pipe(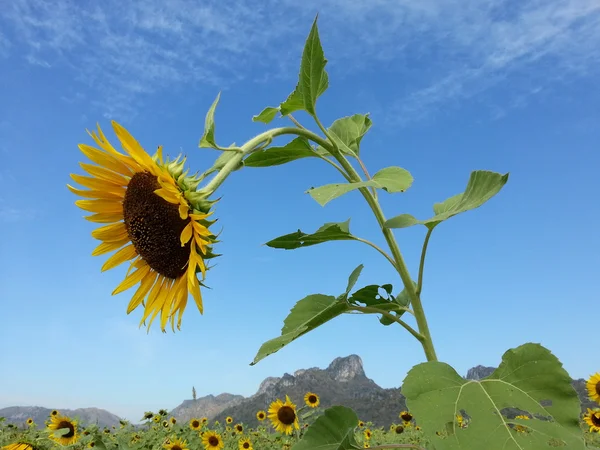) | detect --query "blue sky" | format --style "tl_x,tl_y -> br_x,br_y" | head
1,0 -> 599,423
